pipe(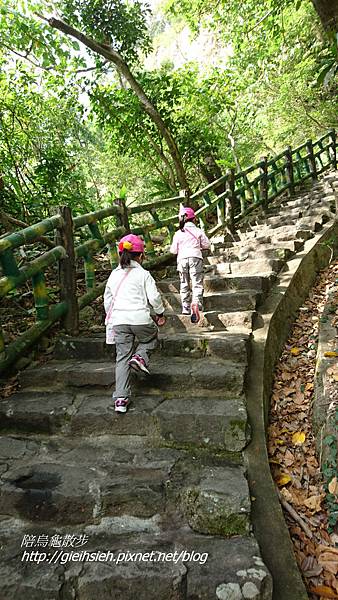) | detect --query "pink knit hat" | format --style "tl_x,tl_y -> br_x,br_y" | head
179,204 -> 195,220
118,234 -> 144,253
